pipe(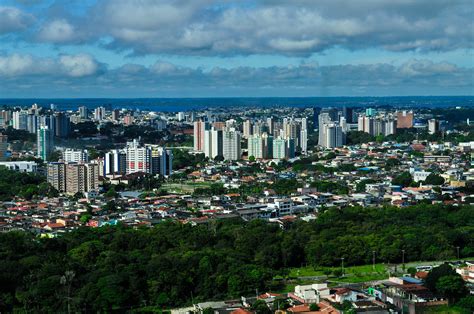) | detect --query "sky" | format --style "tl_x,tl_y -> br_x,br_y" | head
0,0 -> 473,98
